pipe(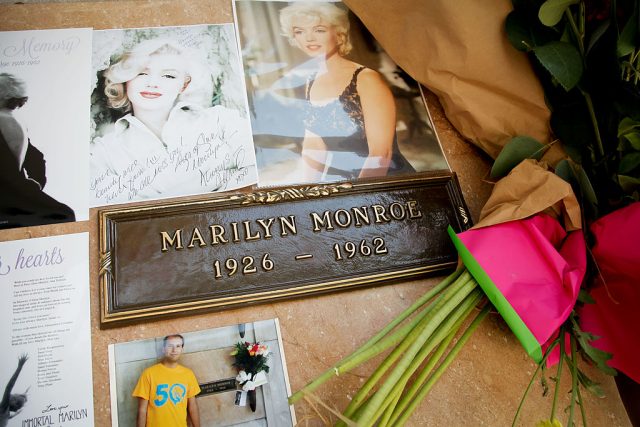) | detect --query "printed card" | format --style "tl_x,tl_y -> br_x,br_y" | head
0,233 -> 94,426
